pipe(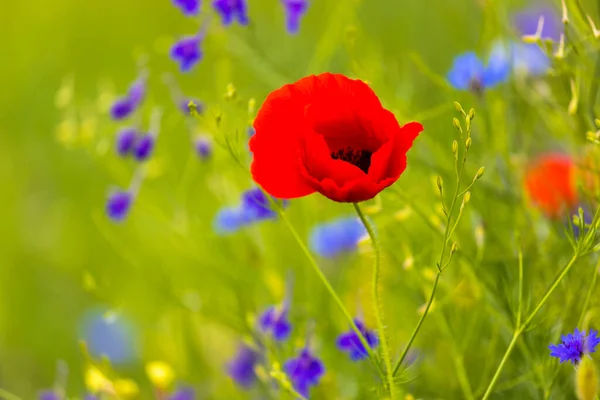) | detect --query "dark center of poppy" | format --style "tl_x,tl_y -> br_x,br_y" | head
331,147 -> 372,174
